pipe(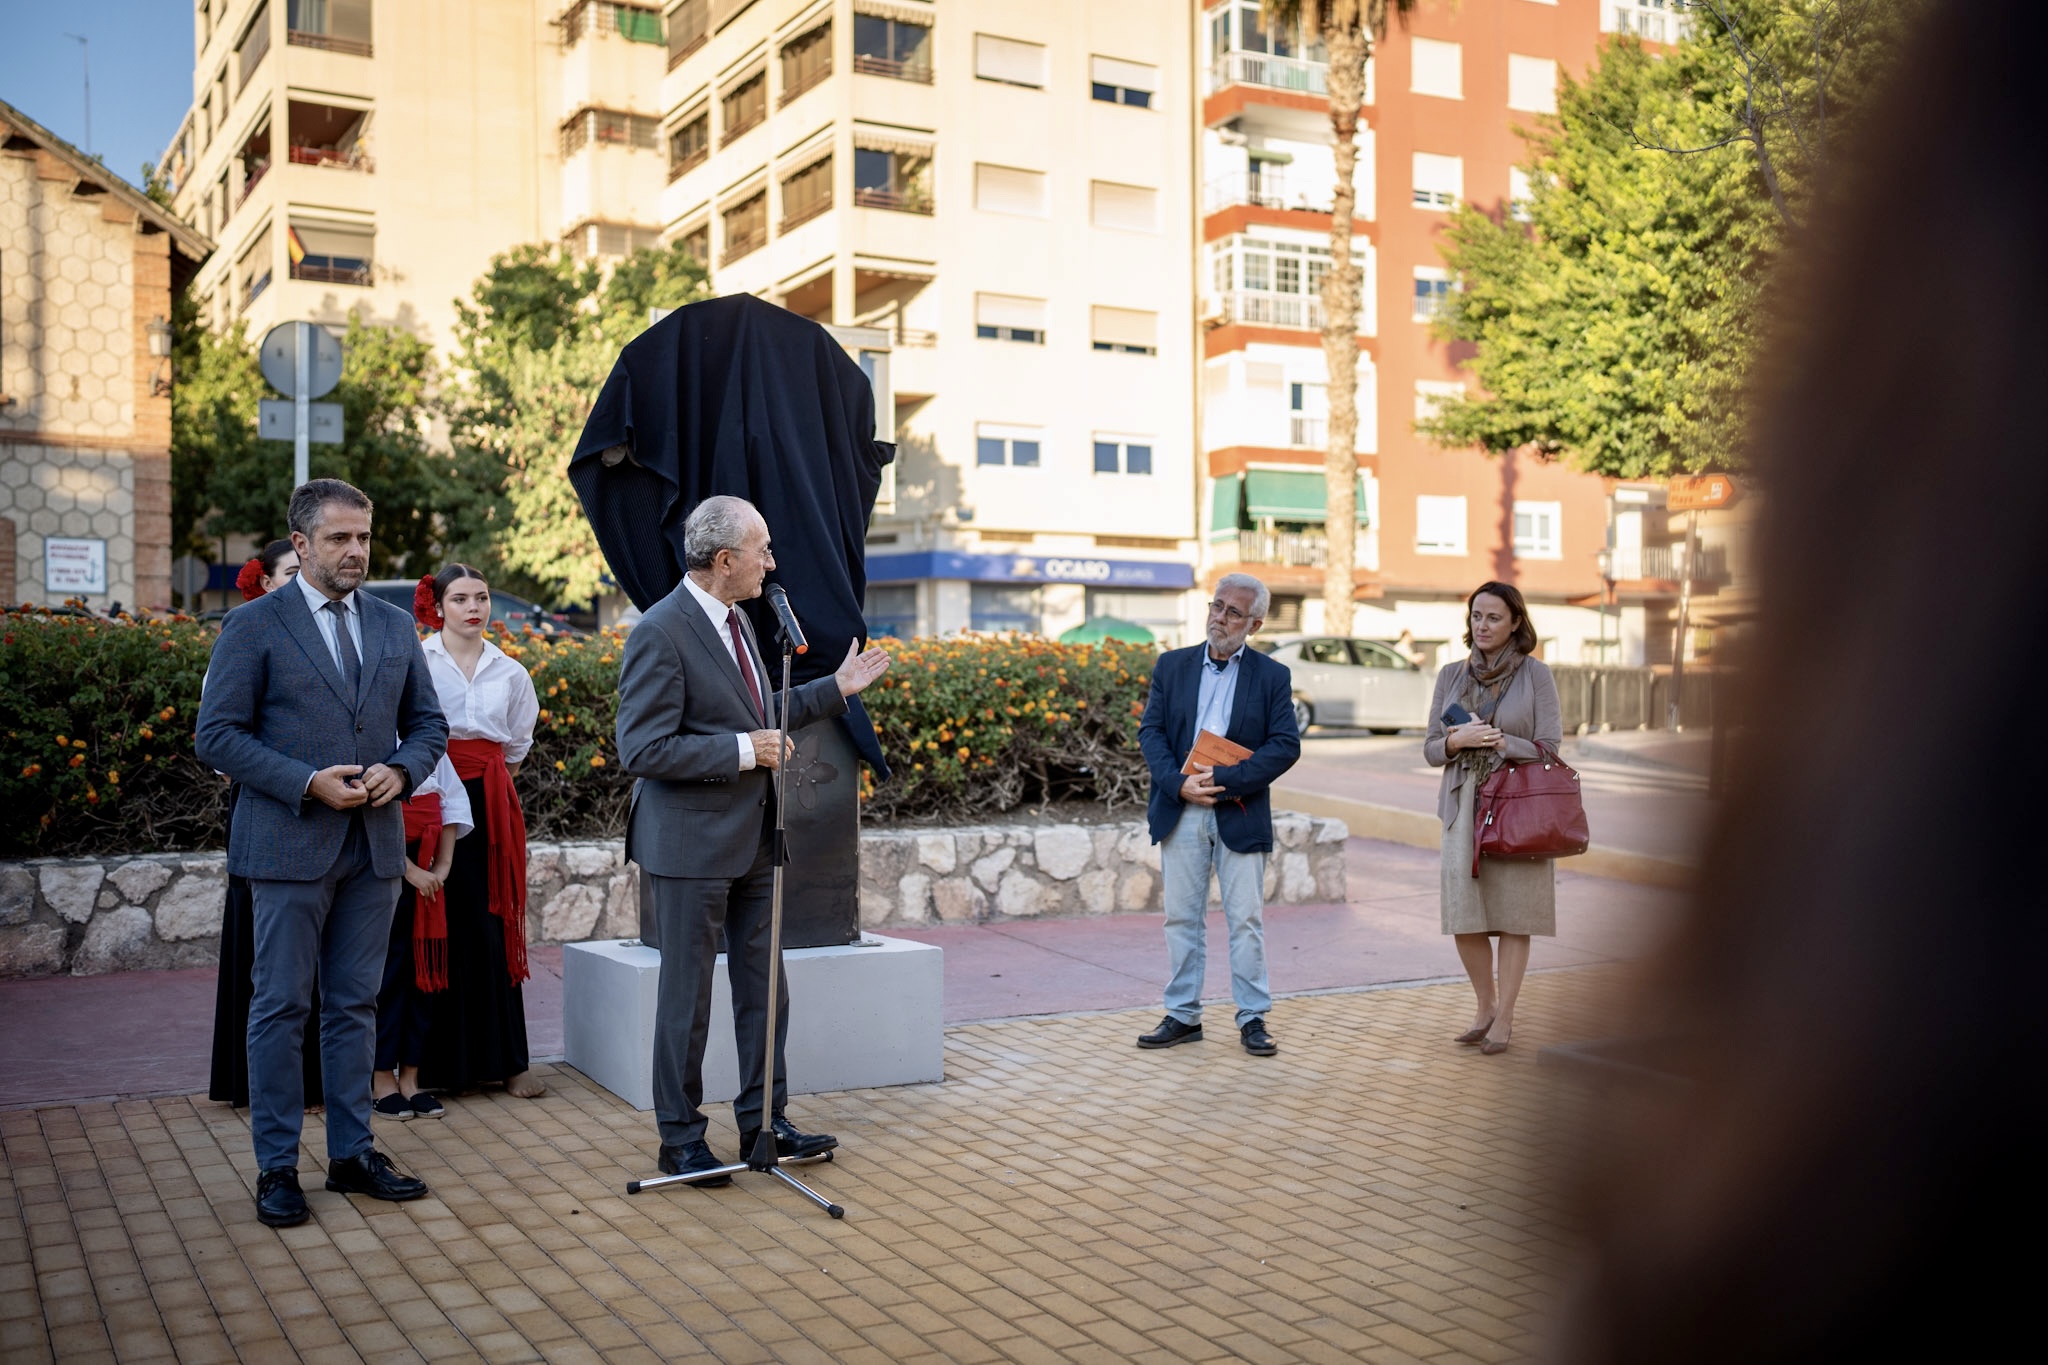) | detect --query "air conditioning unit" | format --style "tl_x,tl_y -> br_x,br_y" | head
1199,293 -> 1228,327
